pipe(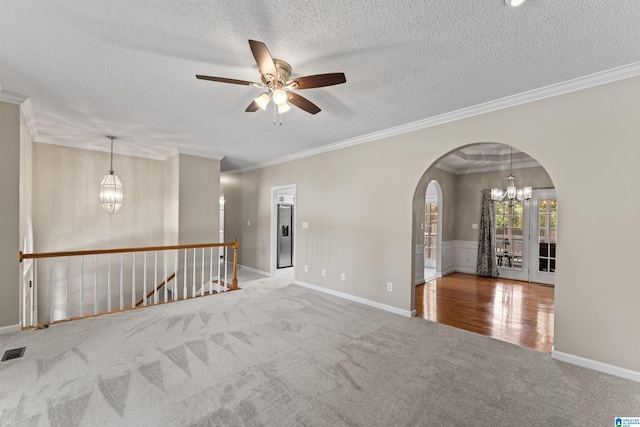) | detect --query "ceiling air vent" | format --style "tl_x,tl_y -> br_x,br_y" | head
1,347 -> 26,361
